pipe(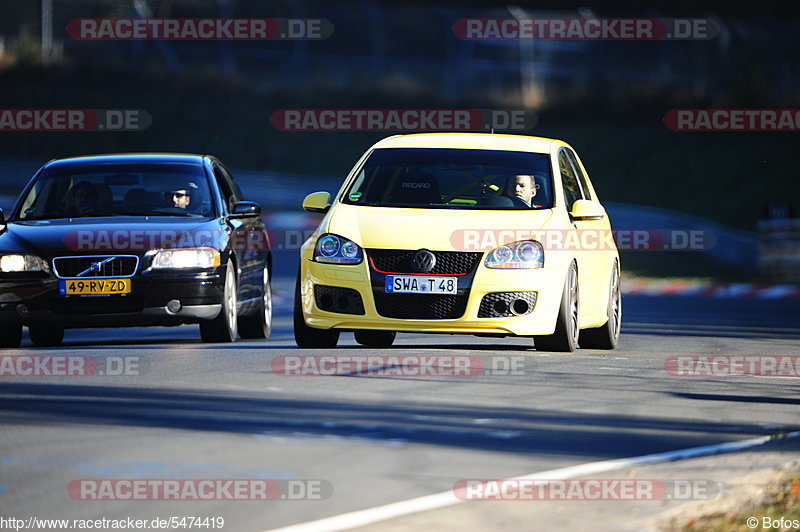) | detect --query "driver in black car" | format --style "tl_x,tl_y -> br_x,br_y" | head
169,182 -> 196,209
